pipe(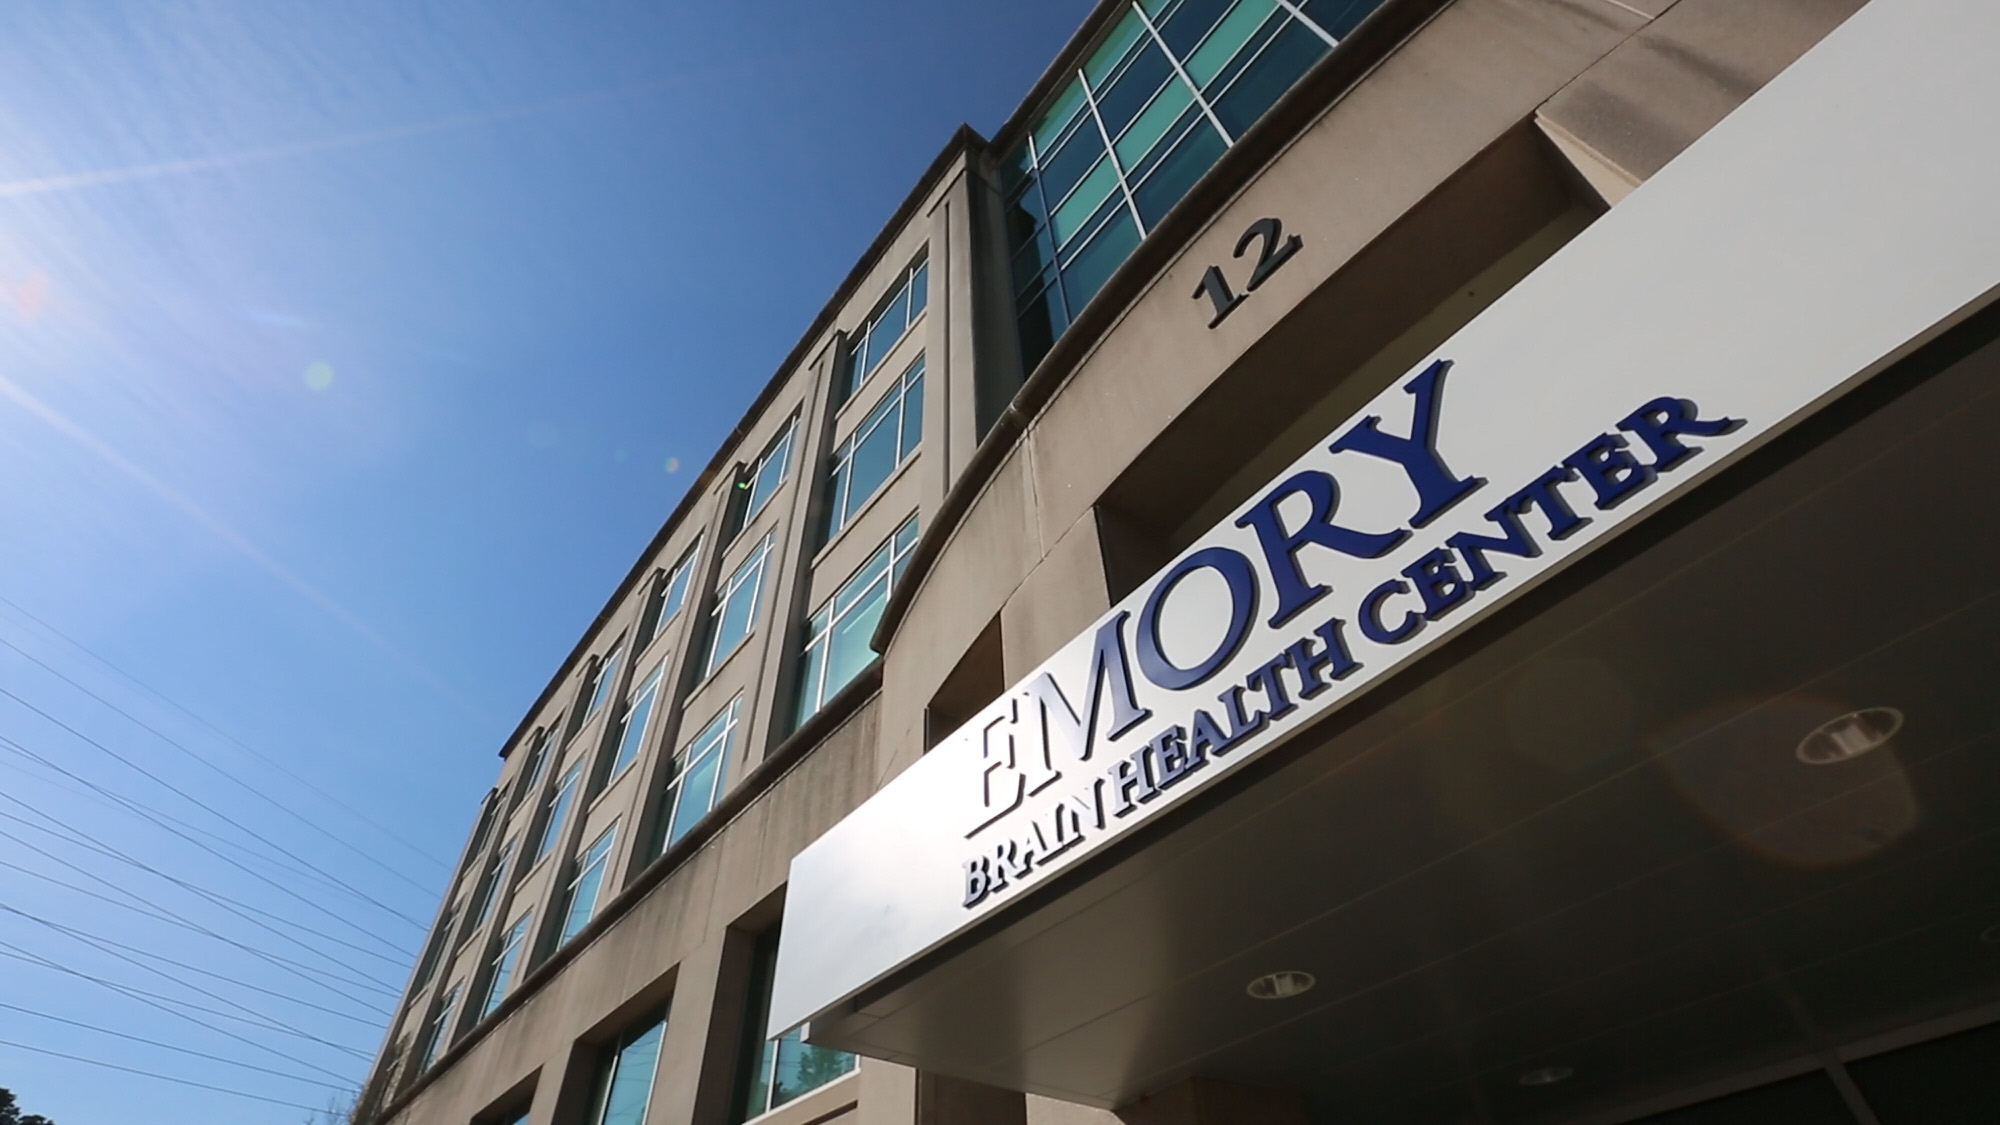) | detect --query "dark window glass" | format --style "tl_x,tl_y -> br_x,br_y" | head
1061,209 -> 1141,312
1093,41 -> 1173,140
1058,191 -> 1130,268
1036,122 -> 1107,211
1016,284 -> 1065,372
1012,229 -> 1057,296
1158,0 -> 1236,56
1302,0 -> 1386,38
587,1010 -> 666,1125
1195,5 -> 1287,95
734,928 -> 855,1121
1133,118 -> 1228,226
1125,103 -> 1207,185
1005,190 -> 1046,248
1212,17 -> 1329,136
